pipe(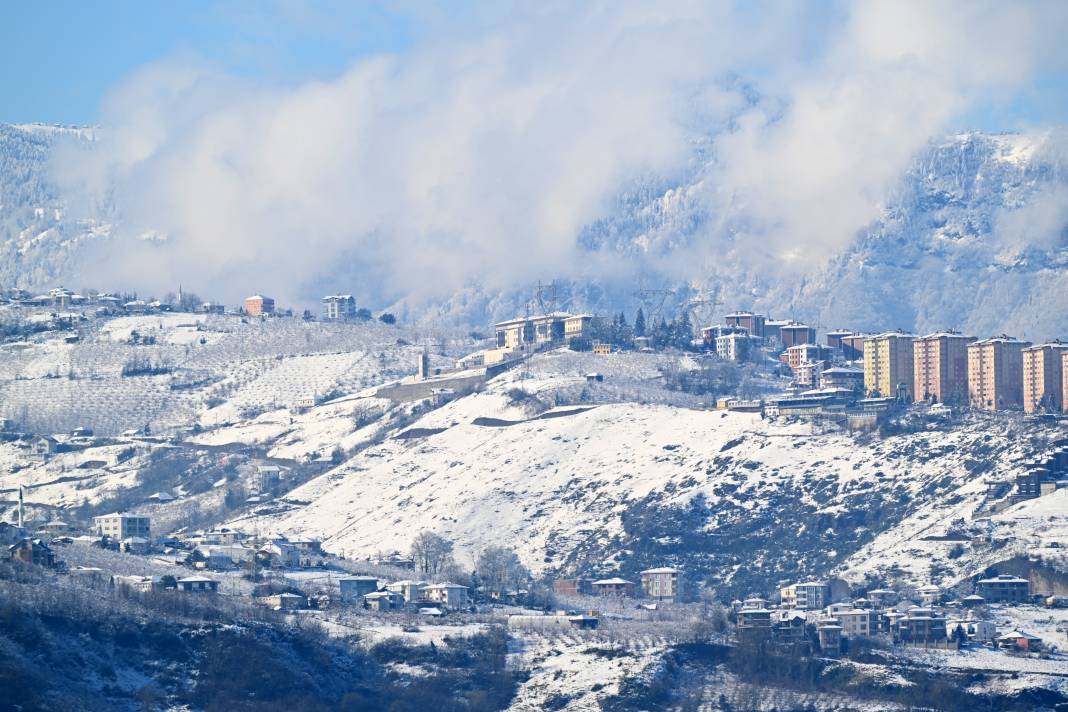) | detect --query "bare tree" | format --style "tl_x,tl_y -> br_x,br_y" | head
475,546 -> 529,597
410,531 -> 454,577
